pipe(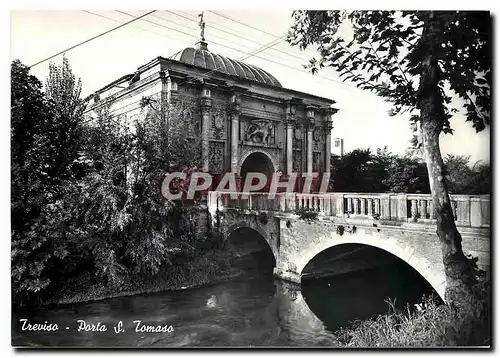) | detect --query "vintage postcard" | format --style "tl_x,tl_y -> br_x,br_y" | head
10,9 -> 491,348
